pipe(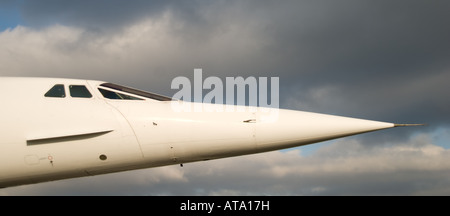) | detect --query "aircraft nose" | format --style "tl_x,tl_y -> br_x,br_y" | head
255,108 -> 394,152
